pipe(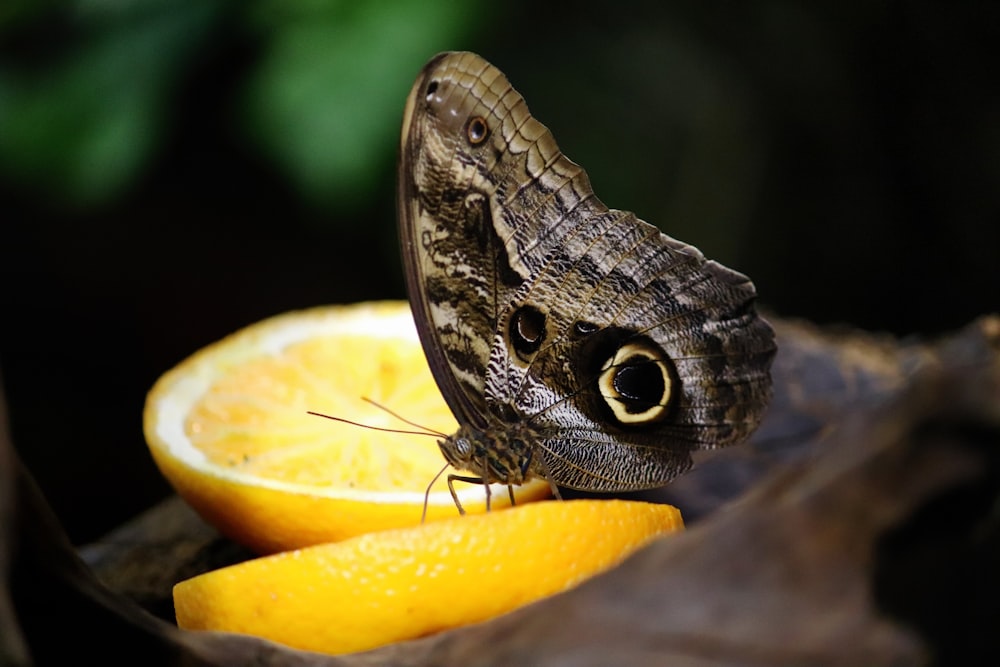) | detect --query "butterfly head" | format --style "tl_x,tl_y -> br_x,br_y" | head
437,423 -> 539,486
